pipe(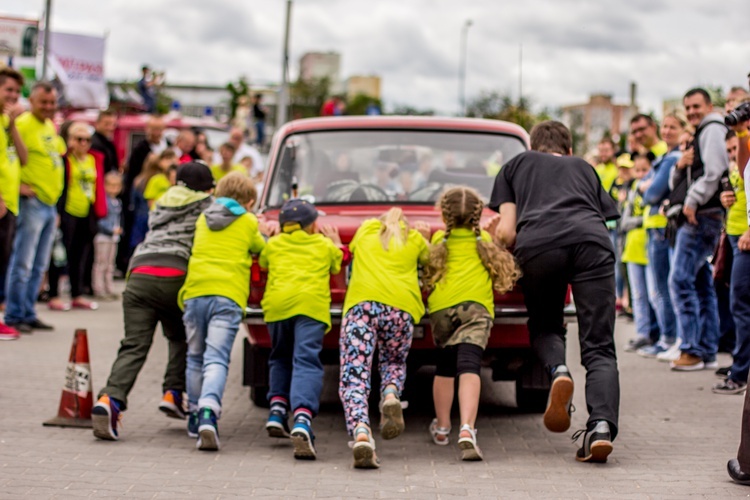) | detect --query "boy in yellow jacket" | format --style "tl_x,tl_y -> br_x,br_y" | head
178,172 -> 268,451
260,199 -> 344,460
